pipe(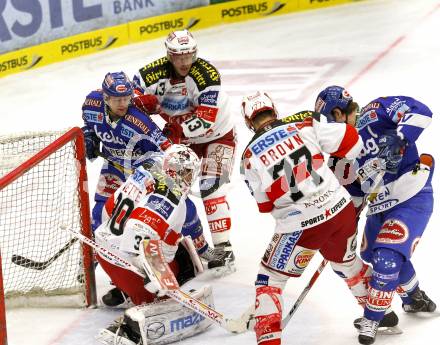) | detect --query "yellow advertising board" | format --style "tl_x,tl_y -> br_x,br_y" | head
0,0 -> 364,79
